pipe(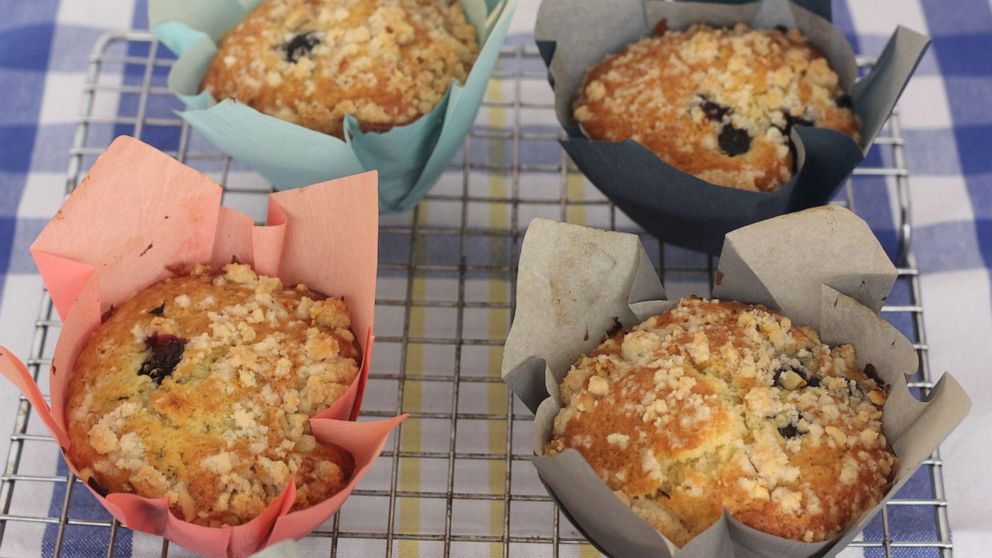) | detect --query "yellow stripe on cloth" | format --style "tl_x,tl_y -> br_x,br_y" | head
566,169 -> 586,225
399,206 -> 429,554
